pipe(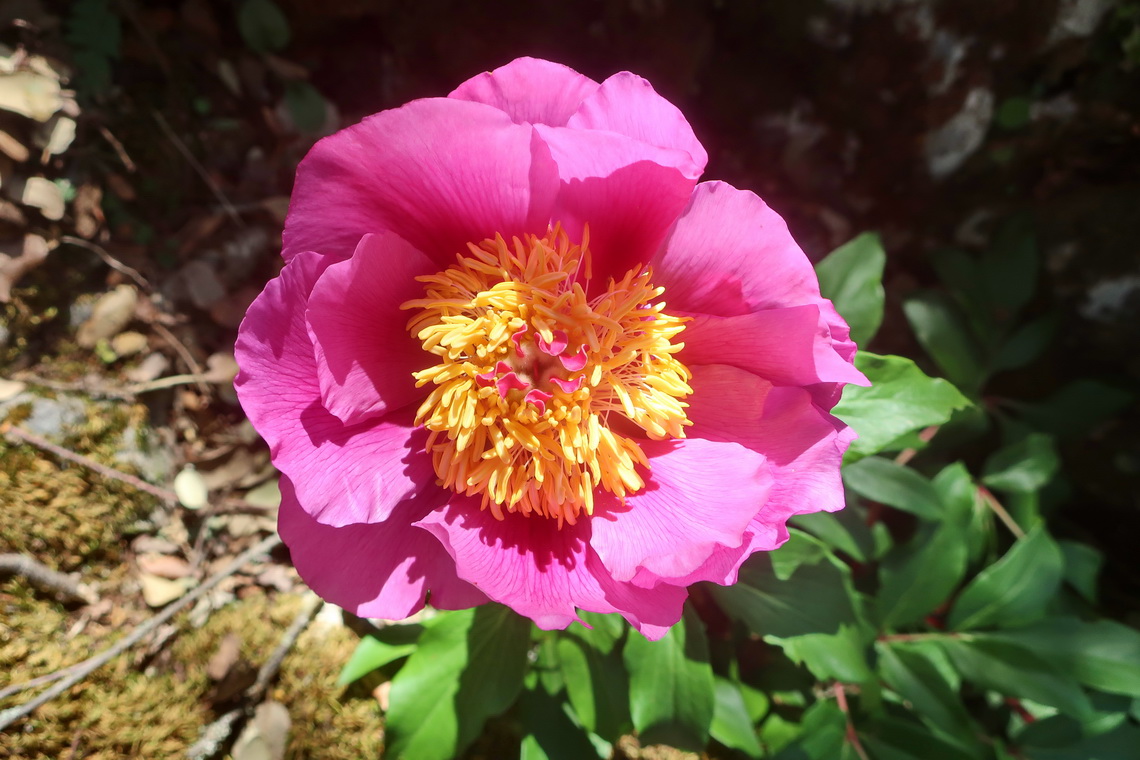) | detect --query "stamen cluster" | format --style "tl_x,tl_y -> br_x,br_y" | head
402,226 -> 692,525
